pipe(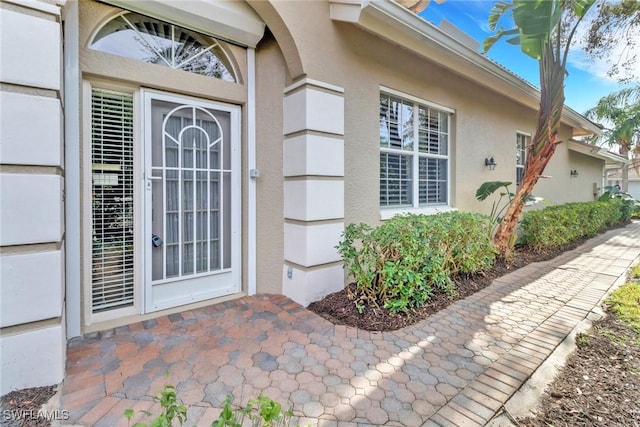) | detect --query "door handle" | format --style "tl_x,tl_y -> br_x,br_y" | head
152,234 -> 163,247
